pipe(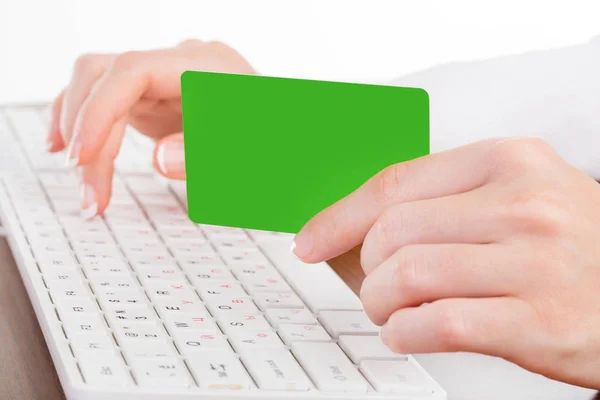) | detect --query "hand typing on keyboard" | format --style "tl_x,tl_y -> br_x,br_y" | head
292,137 -> 600,390
46,39 -> 256,218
